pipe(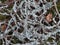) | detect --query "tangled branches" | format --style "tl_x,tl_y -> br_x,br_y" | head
0,0 -> 60,45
